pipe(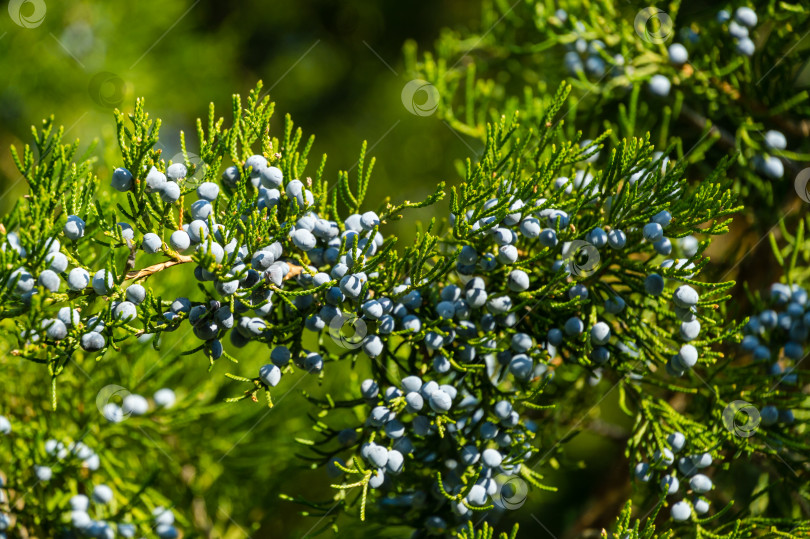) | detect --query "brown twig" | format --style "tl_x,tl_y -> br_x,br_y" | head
125,255 -> 193,281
